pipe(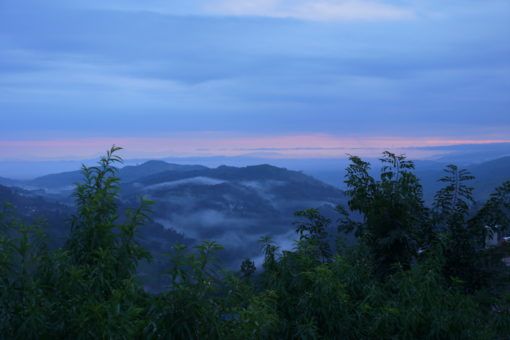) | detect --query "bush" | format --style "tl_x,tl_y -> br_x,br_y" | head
0,147 -> 509,339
